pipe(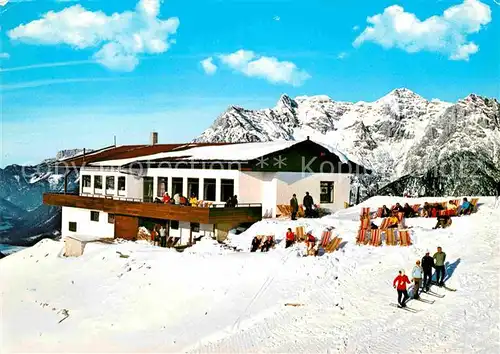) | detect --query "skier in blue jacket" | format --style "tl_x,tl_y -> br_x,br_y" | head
412,260 -> 423,299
